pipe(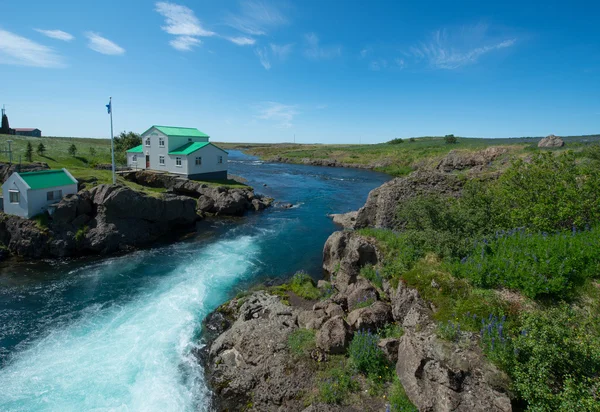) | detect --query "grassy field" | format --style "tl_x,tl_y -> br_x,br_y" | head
0,134 -> 246,193
219,134 -> 600,176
